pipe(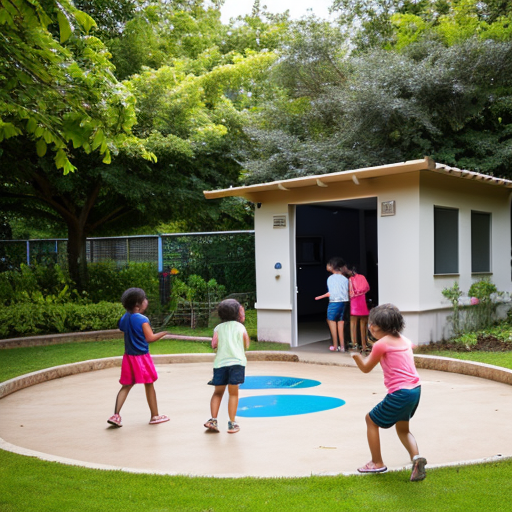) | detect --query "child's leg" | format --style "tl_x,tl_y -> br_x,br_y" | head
350,316 -> 358,348
210,385 -> 226,418
327,319 -> 339,348
395,421 -> 419,460
360,316 -> 368,350
337,320 -> 345,350
227,384 -> 239,422
144,383 -> 159,418
114,385 -> 133,414
365,413 -> 386,468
